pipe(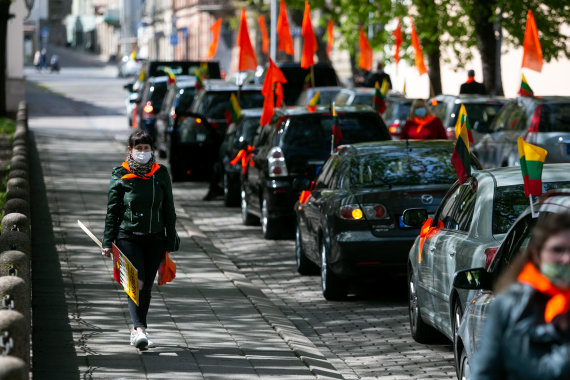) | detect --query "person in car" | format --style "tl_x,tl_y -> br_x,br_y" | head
102,129 -> 179,350
459,69 -> 487,95
400,99 -> 447,140
471,211 -> 570,380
